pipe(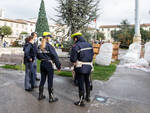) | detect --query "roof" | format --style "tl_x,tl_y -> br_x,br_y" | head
16,19 -> 36,24
141,24 -> 150,27
100,23 -> 150,28
0,18 -> 27,24
100,25 -> 120,28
